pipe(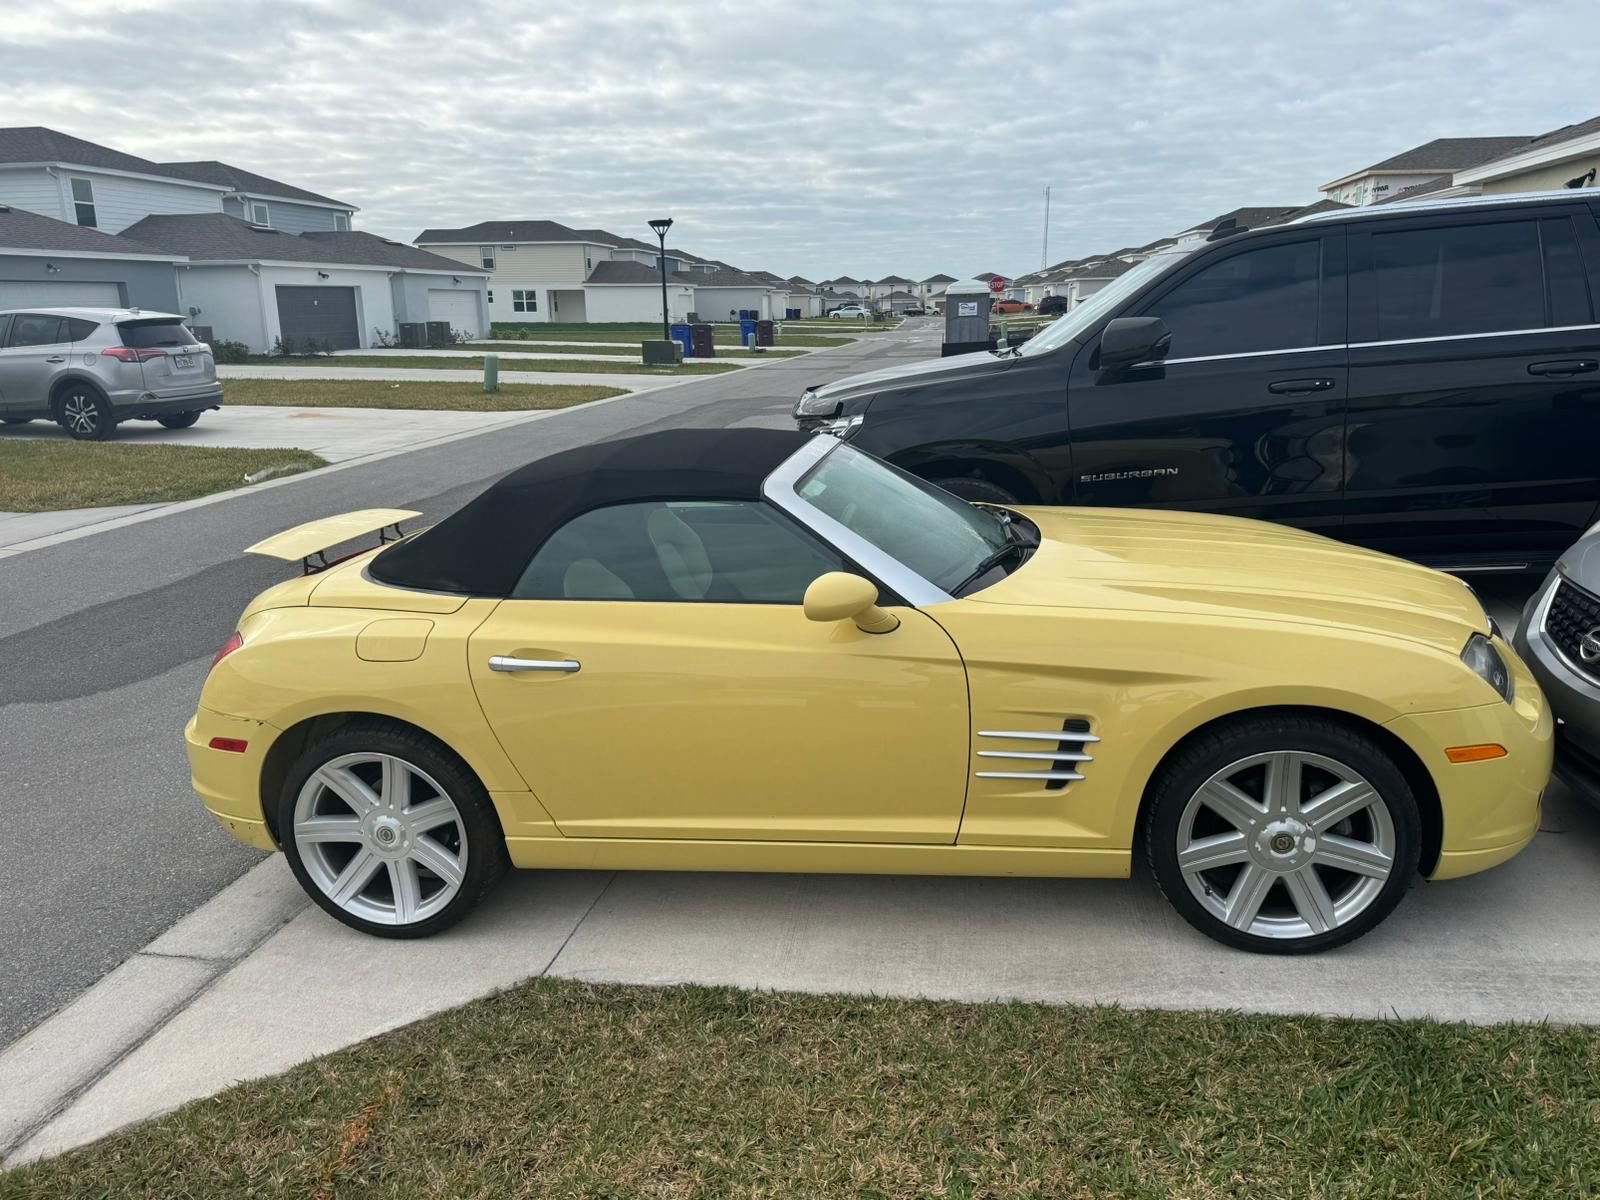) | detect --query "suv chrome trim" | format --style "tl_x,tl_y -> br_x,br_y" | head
1350,323 -> 1600,350
762,435 -> 954,609
1163,344 -> 1342,366
1291,189 -> 1595,224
